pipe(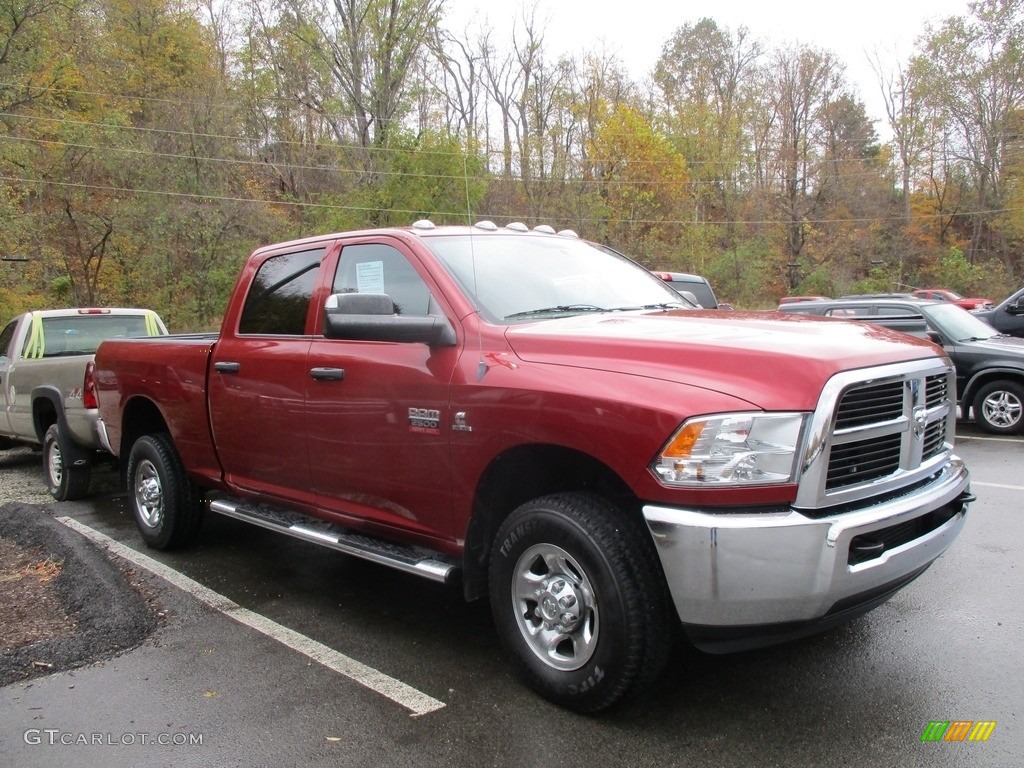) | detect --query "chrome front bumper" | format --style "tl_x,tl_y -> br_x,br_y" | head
642,457 -> 970,647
